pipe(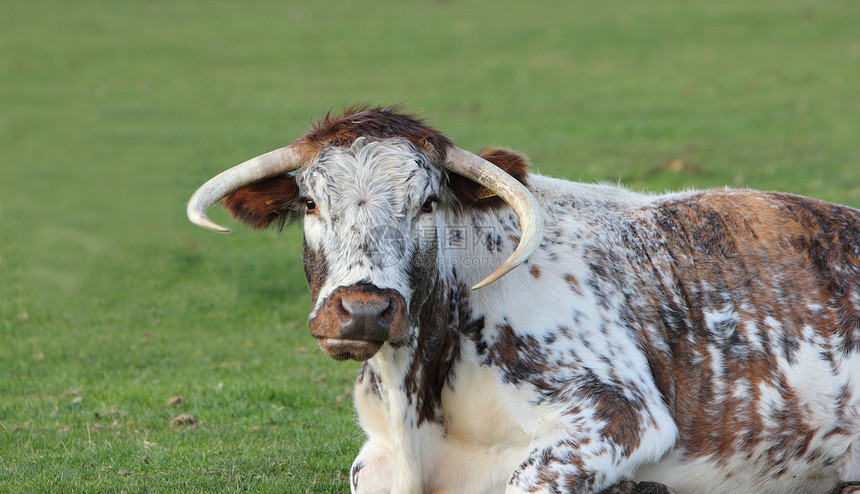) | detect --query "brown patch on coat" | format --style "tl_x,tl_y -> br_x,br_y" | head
573,370 -> 645,456
404,283 -> 467,425
222,173 -> 301,230
487,324 -> 549,385
302,241 -> 328,303
529,264 -> 541,278
620,189 -> 860,465
300,105 -> 453,161
564,274 -> 583,295
398,246 -> 463,425
449,147 -> 530,211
